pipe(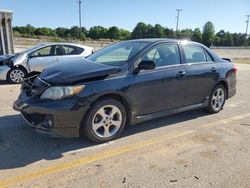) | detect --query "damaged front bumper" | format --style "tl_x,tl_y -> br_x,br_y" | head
13,90 -> 90,138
